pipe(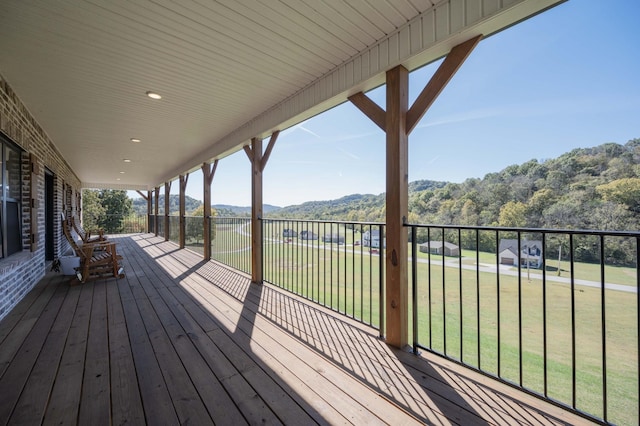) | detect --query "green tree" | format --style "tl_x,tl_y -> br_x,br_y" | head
186,205 -> 205,244
596,178 -> 640,213
99,190 -> 132,232
459,199 -> 479,226
81,189 -> 105,232
498,201 -> 527,227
